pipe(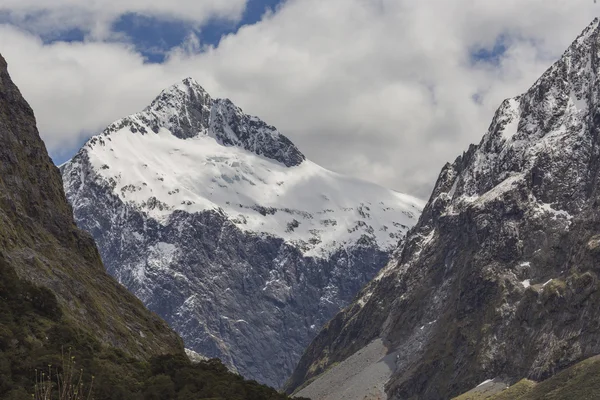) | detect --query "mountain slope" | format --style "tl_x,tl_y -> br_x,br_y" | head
453,355 -> 600,400
0,53 -> 303,400
287,18 -> 600,399
60,78 -> 423,387
0,52 -> 182,360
